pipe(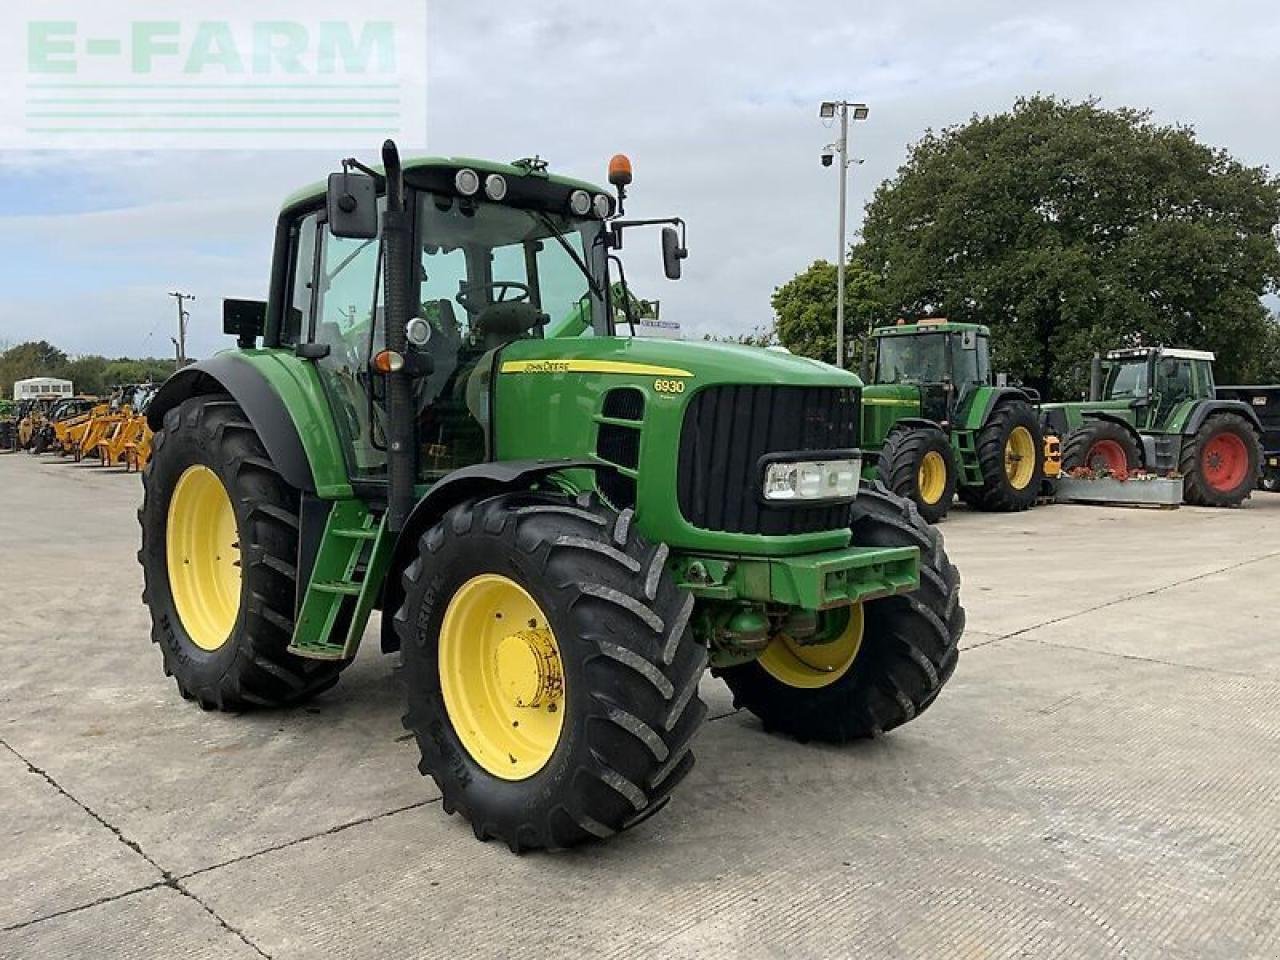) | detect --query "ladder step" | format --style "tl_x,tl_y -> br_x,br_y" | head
313,581 -> 362,596
332,527 -> 379,540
